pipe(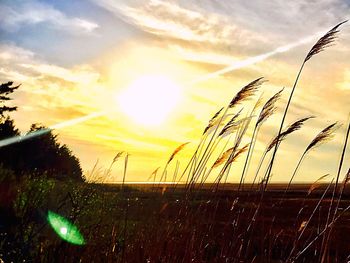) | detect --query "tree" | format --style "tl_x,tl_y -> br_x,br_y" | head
0,82 -> 19,117
13,124 -> 84,181
0,82 -> 84,181
0,117 -> 19,138
0,82 -> 21,175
